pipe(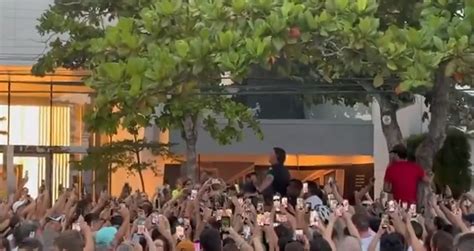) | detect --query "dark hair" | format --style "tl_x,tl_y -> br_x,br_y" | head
352,213 -> 370,232
285,241 -> 305,251
432,231 -> 454,251
454,232 -> 474,251
390,144 -> 407,159
151,228 -> 169,251
273,147 -> 286,164
200,227 -> 222,251
289,179 -> 303,191
84,213 -> 99,226
307,181 -> 325,202
411,221 -> 423,240
110,215 -> 123,227
380,232 -> 405,251
309,234 -> 332,251
54,230 -> 84,251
